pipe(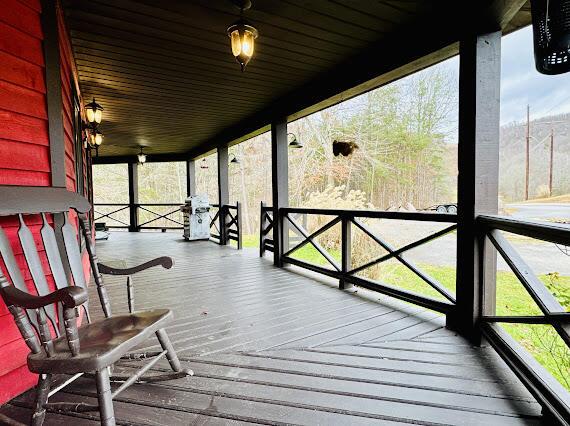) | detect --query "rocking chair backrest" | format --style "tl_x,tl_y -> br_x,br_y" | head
0,186 -> 94,356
